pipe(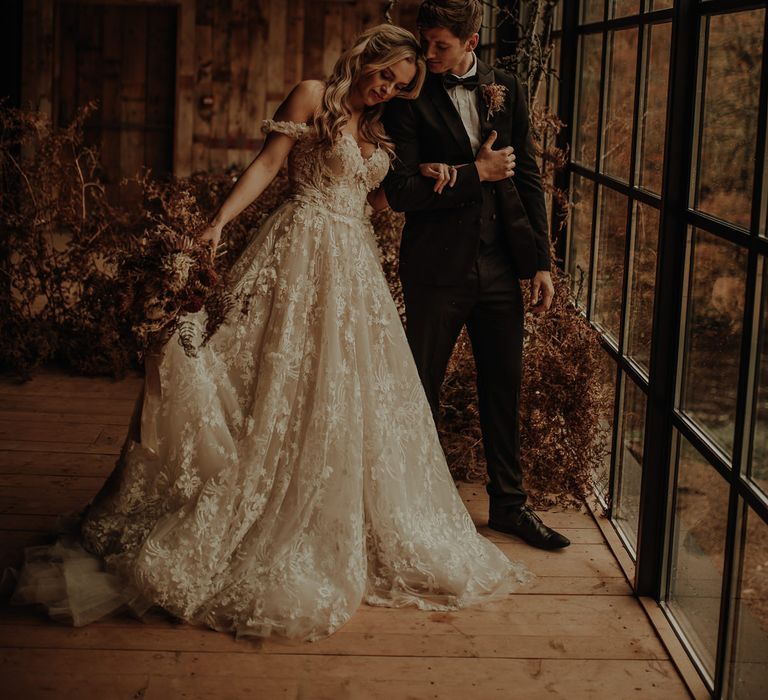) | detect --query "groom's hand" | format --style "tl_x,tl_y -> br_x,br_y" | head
475,131 -> 516,182
530,270 -> 554,314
